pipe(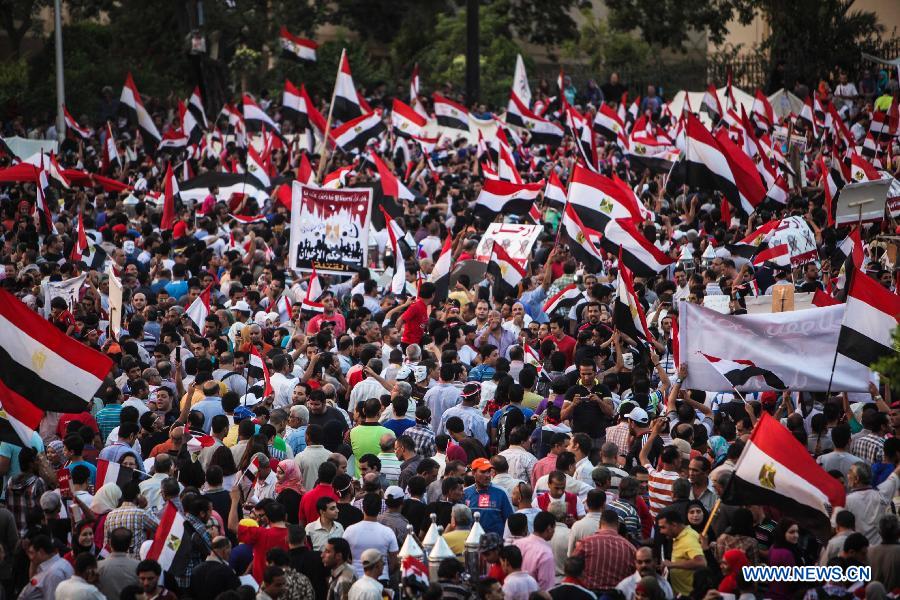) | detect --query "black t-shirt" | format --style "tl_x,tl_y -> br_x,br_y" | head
601,82 -> 627,103
565,379 -> 613,435
308,406 -> 346,430
337,502 -> 363,529
550,582 -> 597,600
625,431 -> 663,472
